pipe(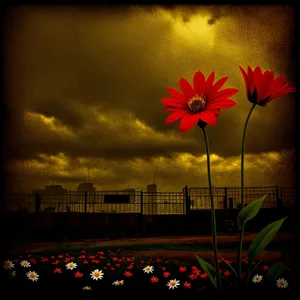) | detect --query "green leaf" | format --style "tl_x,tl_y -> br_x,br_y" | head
220,258 -> 238,279
247,217 -> 287,263
265,261 -> 291,281
195,255 -> 217,288
237,195 -> 267,228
